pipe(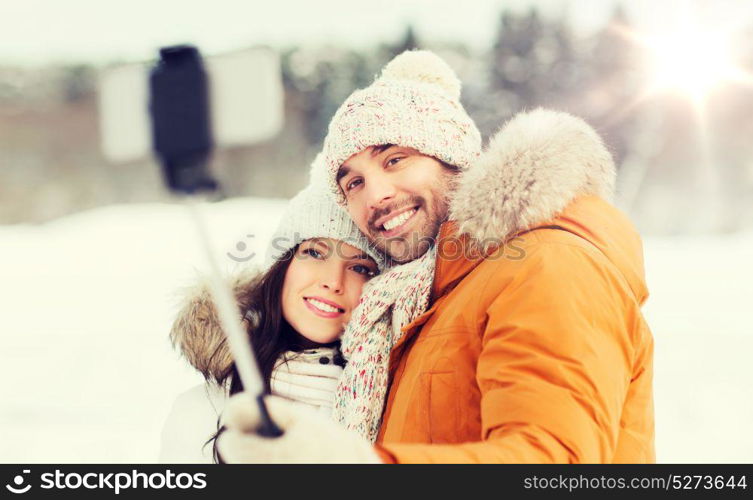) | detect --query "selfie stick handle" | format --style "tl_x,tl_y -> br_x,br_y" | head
150,44 -> 282,438
186,199 -> 284,438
